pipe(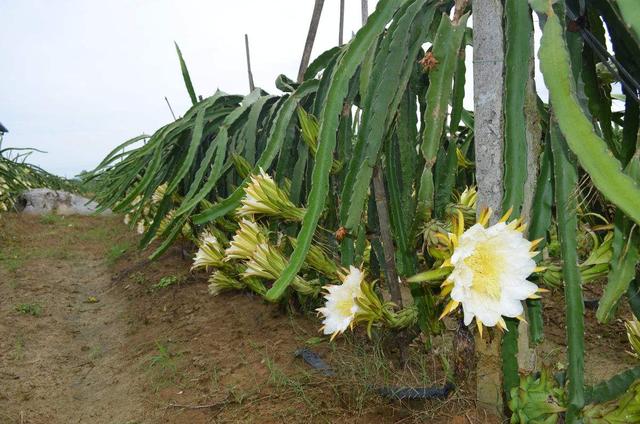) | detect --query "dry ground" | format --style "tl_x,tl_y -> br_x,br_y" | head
0,214 -> 635,423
